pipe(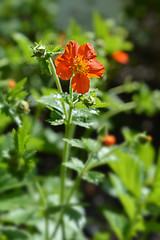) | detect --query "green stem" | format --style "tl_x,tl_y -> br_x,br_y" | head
49,154 -> 93,240
31,175 -> 49,240
60,82 -> 73,204
49,57 -> 68,120
59,80 -> 73,240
